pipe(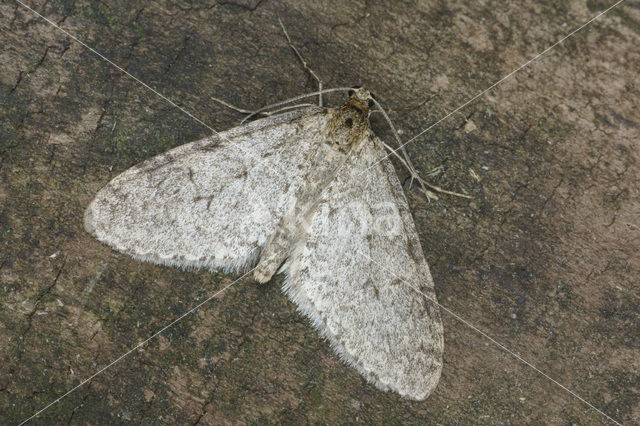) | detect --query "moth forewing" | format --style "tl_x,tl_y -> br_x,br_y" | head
86,89 -> 443,400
